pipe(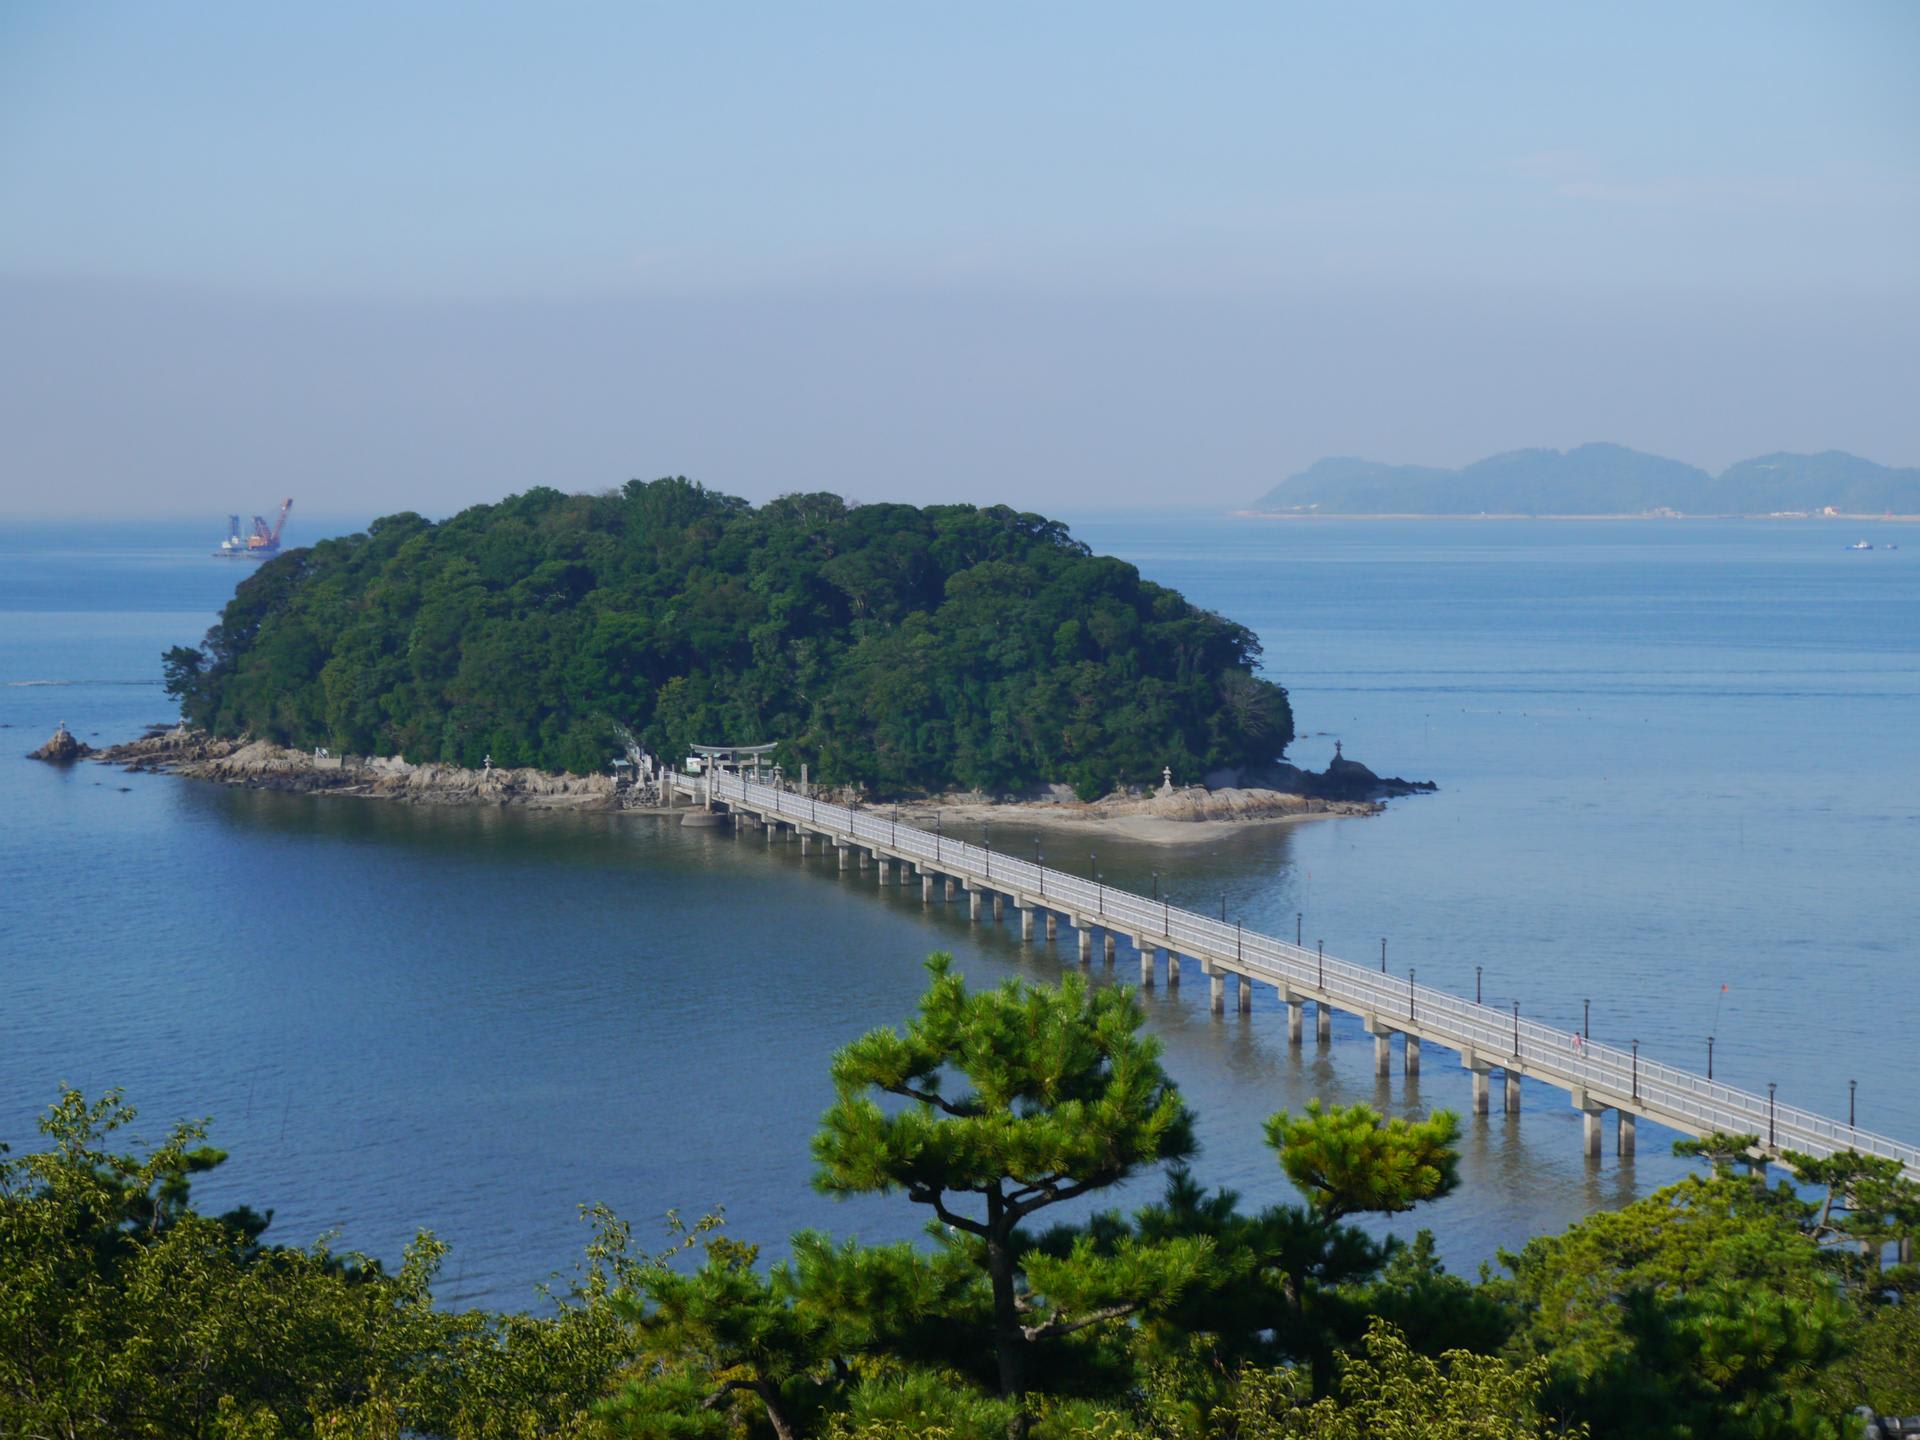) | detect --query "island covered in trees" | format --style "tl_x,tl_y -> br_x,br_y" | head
162,480 -> 1293,799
